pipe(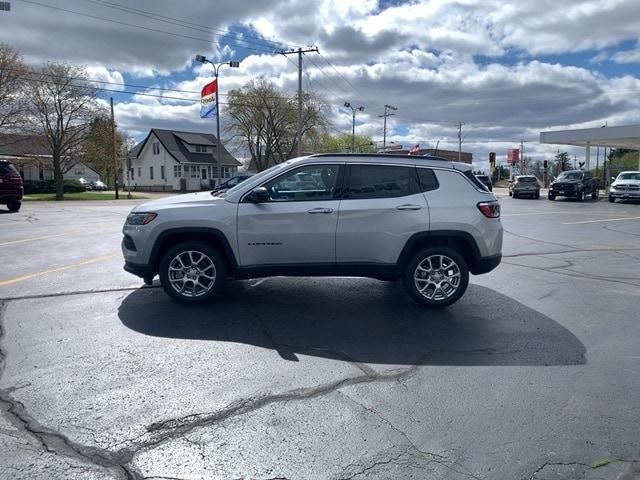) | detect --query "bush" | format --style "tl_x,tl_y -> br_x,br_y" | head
23,179 -> 87,194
